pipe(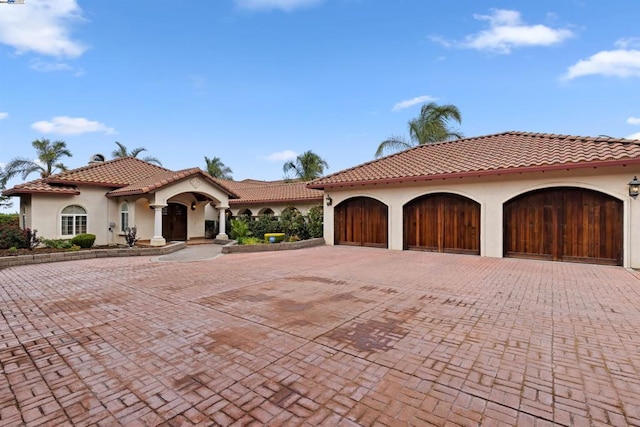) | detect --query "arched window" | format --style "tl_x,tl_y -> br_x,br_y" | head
61,205 -> 87,236
120,202 -> 129,232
